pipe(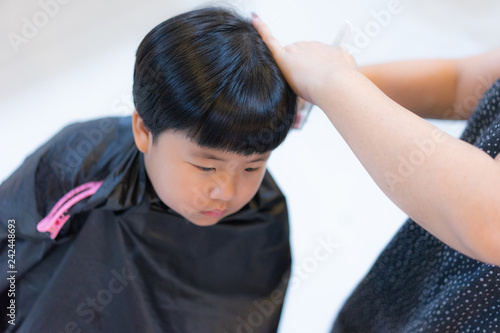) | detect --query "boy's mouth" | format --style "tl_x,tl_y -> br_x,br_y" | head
200,209 -> 227,218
